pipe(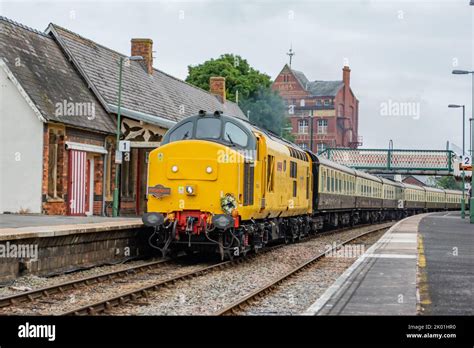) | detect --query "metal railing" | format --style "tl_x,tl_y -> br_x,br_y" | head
318,148 -> 454,175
